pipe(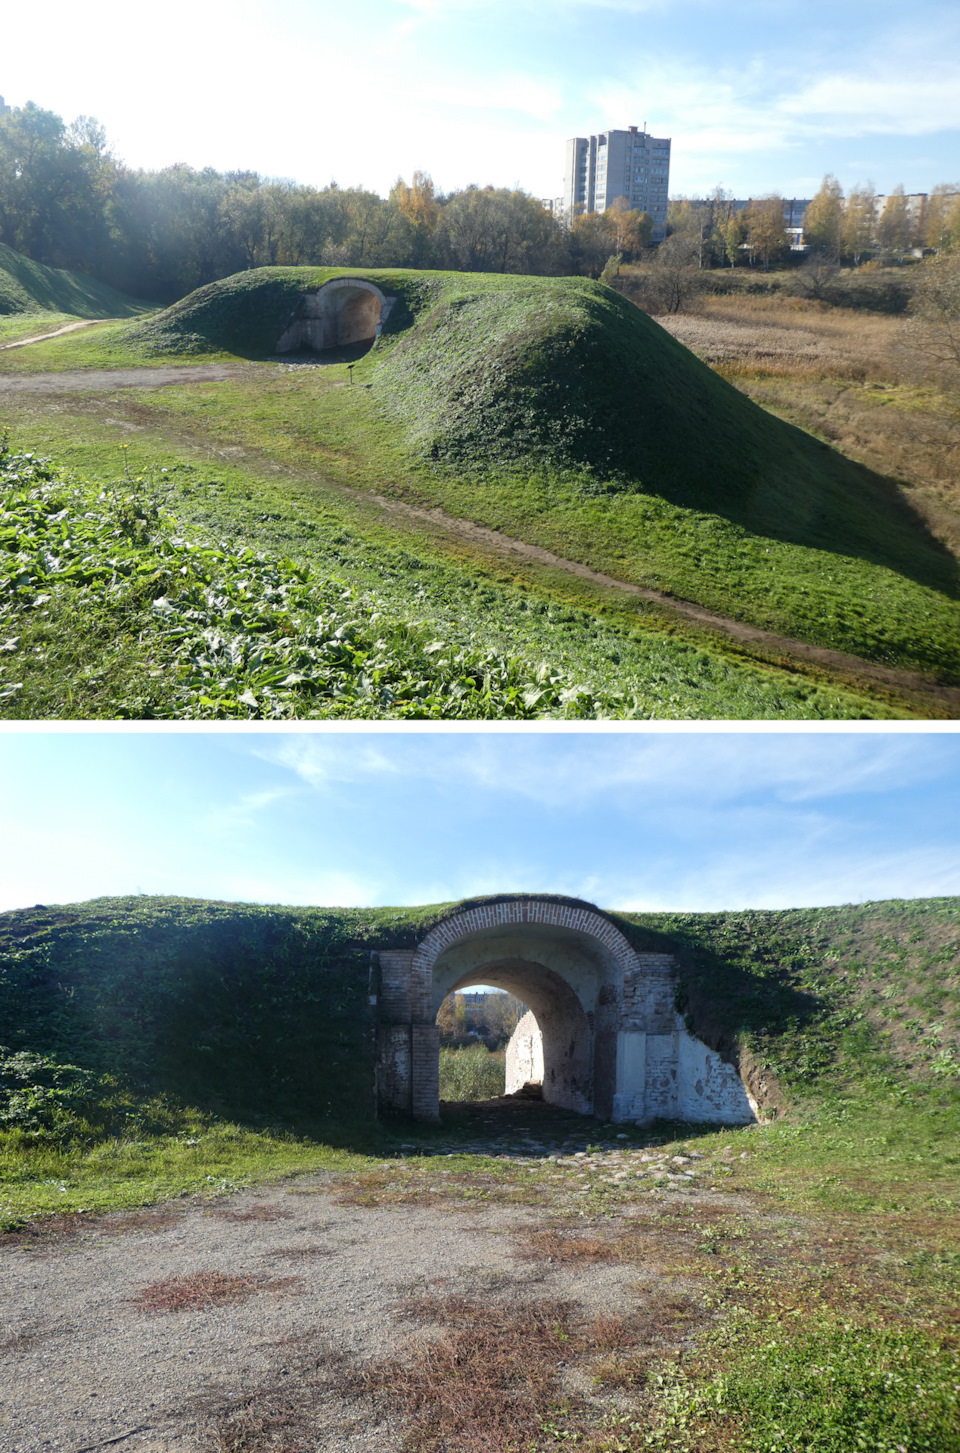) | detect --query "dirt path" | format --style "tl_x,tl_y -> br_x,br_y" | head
0,363 -> 249,389
2,361 -> 957,712
0,1117 -> 726,1453
0,320 -> 122,352
364,494 -> 960,710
